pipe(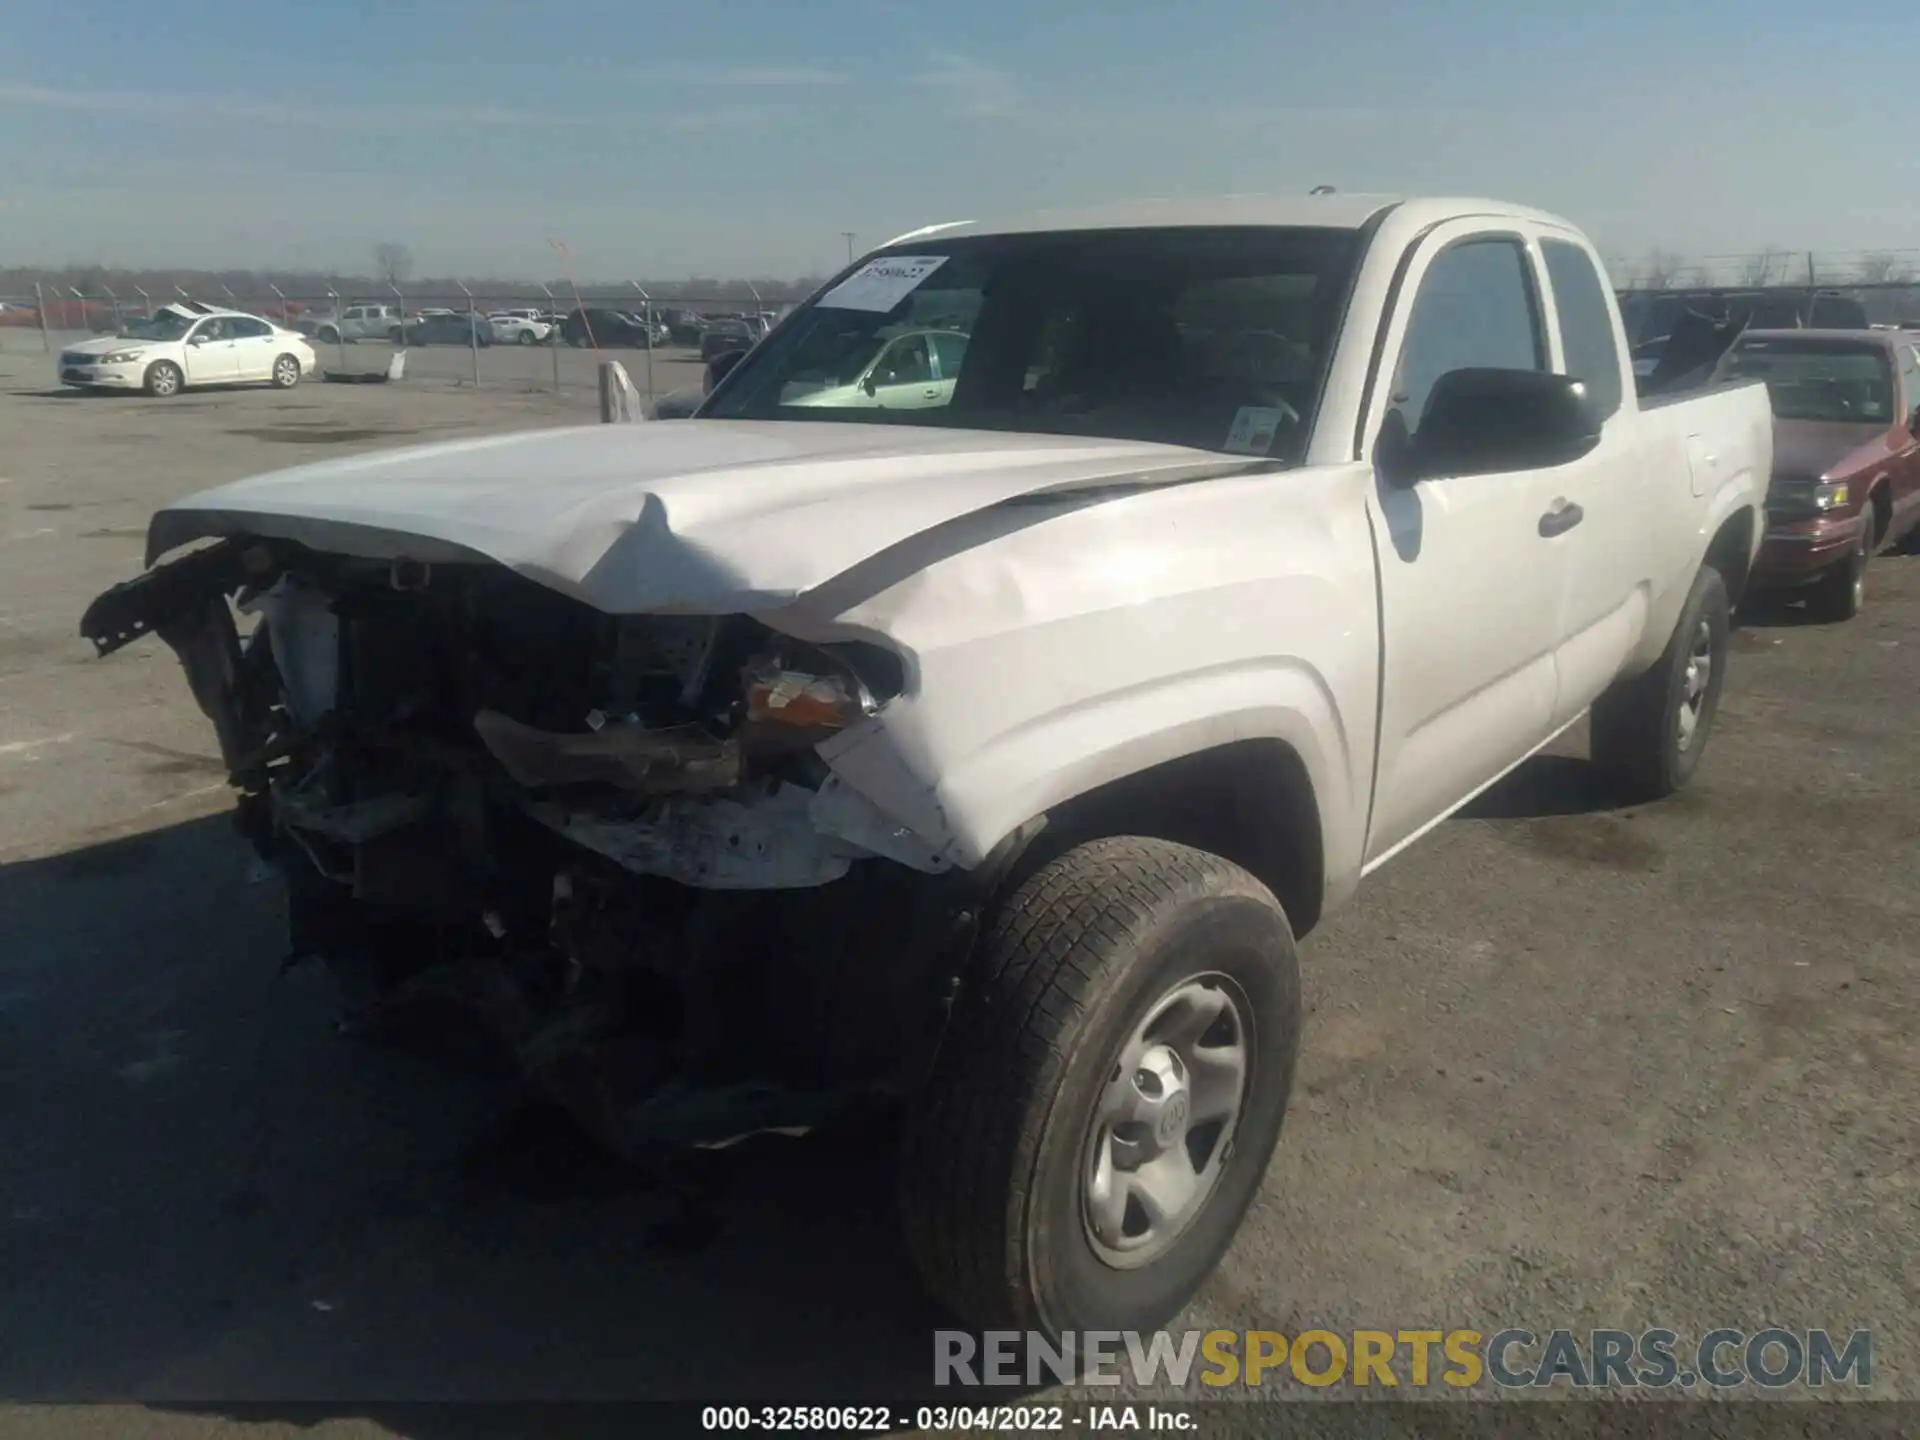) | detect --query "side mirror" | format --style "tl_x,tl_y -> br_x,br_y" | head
860,373 -> 879,396
1383,368 -> 1601,486
1907,404 -> 1920,437
704,348 -> 747,393
187,333 -> 208,345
